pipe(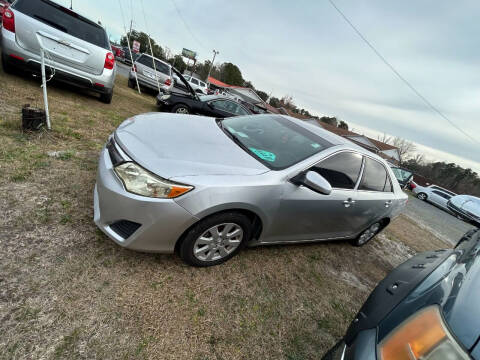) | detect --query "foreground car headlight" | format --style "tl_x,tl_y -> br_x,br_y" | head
114,162 -> 193,198
379,306 -> 469,360
160,94 -> 171,100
